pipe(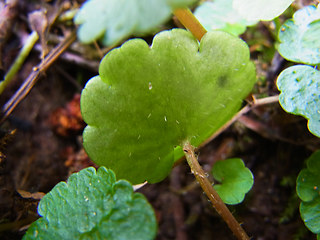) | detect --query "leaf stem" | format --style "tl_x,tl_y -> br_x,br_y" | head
183,142 -> 250,240
0,31 -> 39,95
173,8 -> 207,41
